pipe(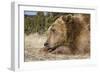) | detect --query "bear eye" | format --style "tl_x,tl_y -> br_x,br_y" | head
51,29 -> 56,32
